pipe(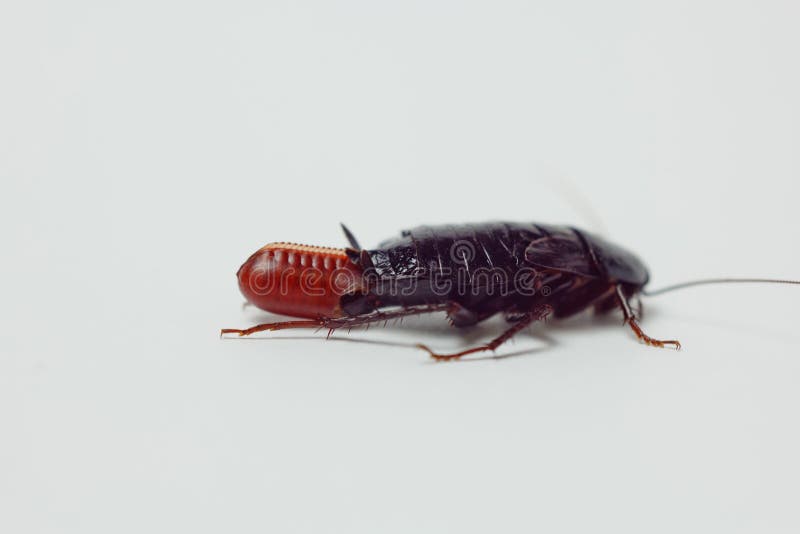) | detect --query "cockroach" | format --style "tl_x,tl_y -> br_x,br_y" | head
221,222 -> 799,360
